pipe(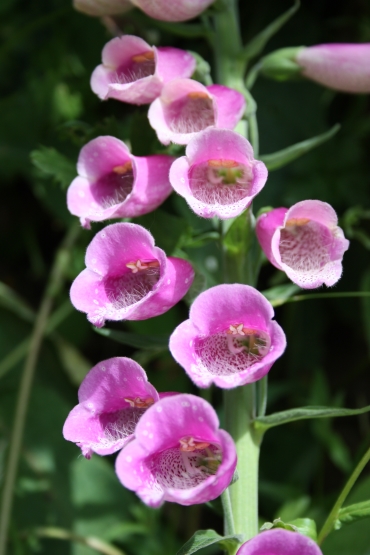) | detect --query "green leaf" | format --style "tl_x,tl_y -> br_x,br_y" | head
334,500 -> 370,530
0,281 -> 35,323
342,206 -> 370,250
30,146 -> 76,189
262,284 -> 300,307
260,124 -> 340,171
254,405 -> 370,432
260,517 -> 317,541
94,327 -> 169,351
135,210 -> 187,255
176,530 -> 244,555
243,1 -> 301,60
